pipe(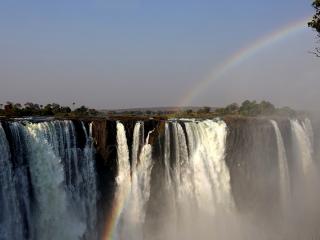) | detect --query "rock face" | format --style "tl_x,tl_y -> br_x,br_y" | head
0,116 -> 318,240
225,117 -> 280,216
91,116 -> 320,224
